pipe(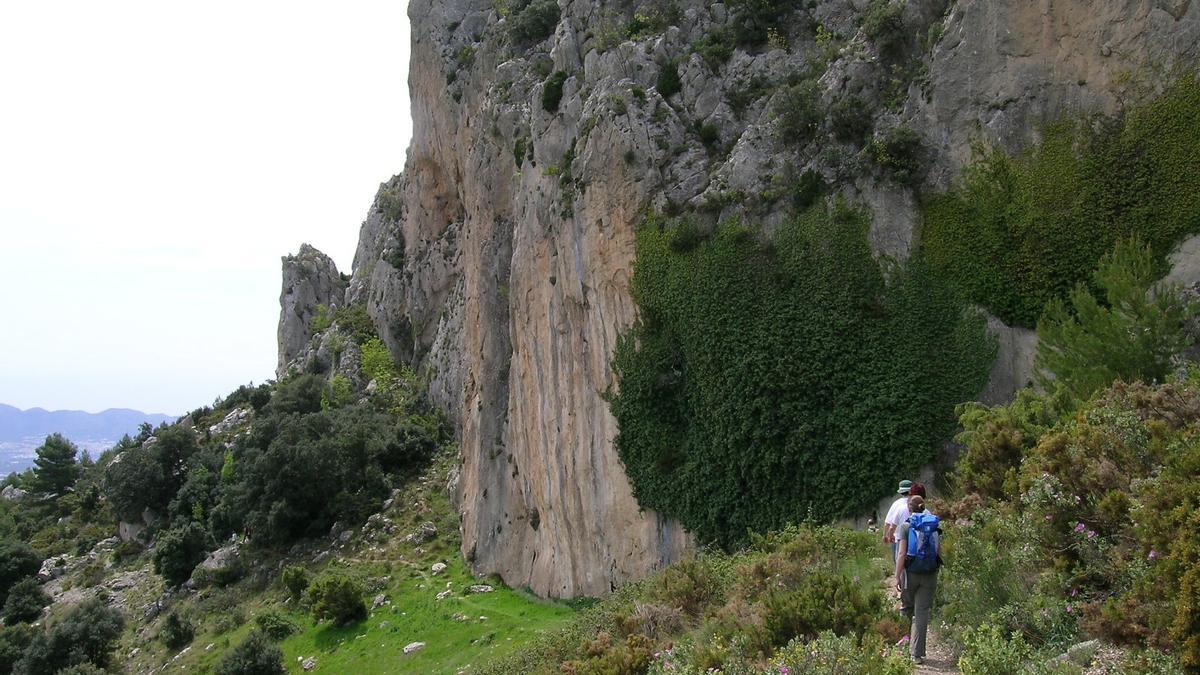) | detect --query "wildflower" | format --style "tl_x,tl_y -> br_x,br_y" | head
1148,550 -> 1158,561
1071,588 -> 1078,597
779,667 -> 790,675
896,635 -> 910,646
1074,522 -> 1087,533
1045,514 -> 1054,521
1066,604 -> 1073,614
1087,530 -> 1097,539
